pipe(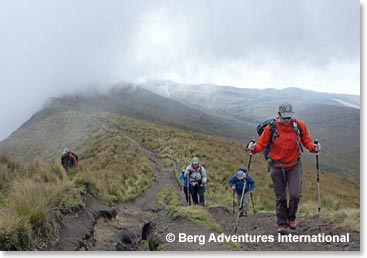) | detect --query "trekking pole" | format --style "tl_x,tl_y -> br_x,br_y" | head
186,174 -> 191,206
314,139 -> 321,232
232,188 -> 235,220
247,139 -> 256,214
234,178 -> 247,234
246,139 -> 255,170
181,184 -> 185,205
